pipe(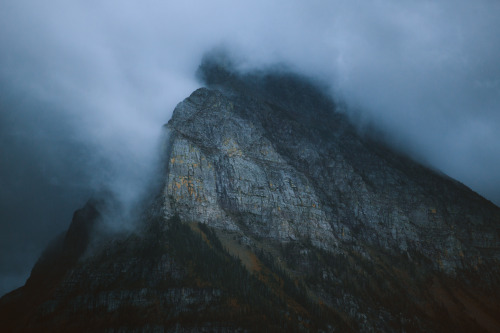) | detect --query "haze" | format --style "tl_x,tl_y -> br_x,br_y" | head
1,0 -> 499,296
